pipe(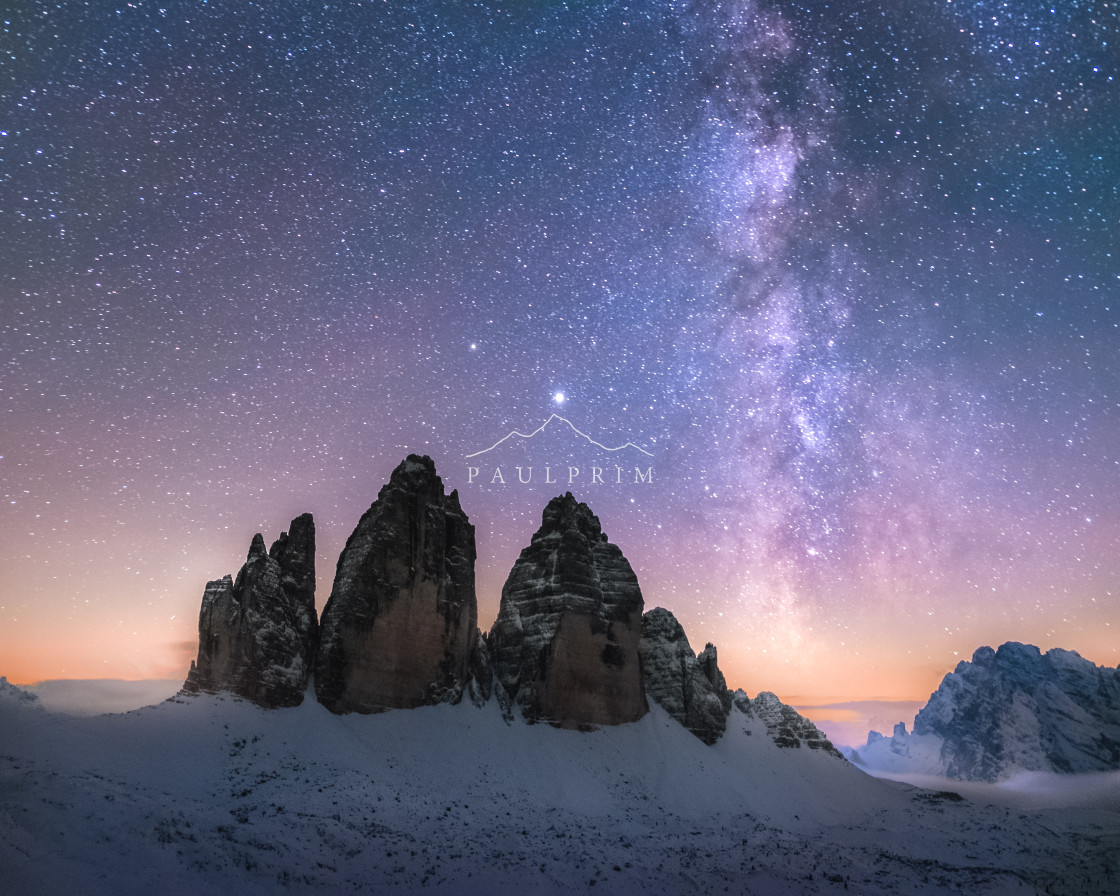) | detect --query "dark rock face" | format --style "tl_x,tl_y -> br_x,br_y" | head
489,493 -> 647,728
314,455 -> 478,714
698,643 -> 733,714
734,690 -> 843,757
913,642 -> 1120,781
465,630 -> 516,719
639,608 -> 729,744
184,513 -> 317,708
267,516 -> 318,664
